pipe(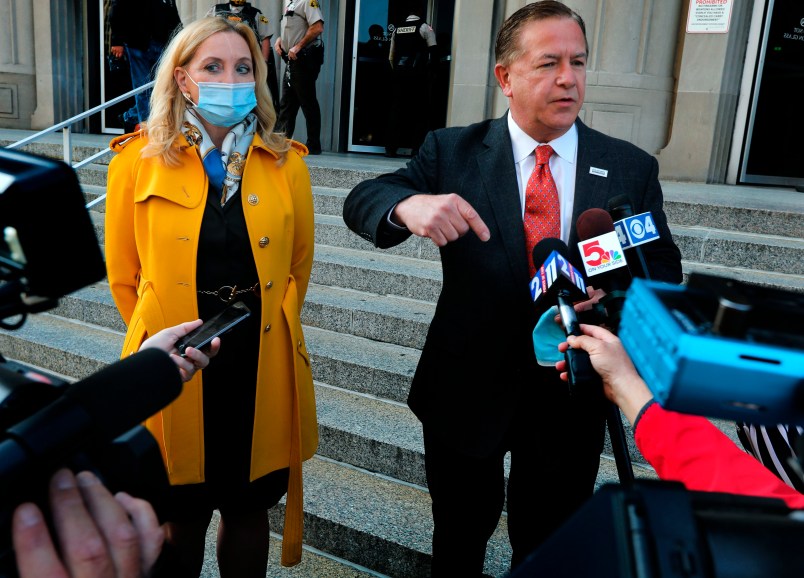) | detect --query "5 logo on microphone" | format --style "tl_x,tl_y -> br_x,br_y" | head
530,250 -> 587,302
613,212 -> 659,249
579,231 -> 627,277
